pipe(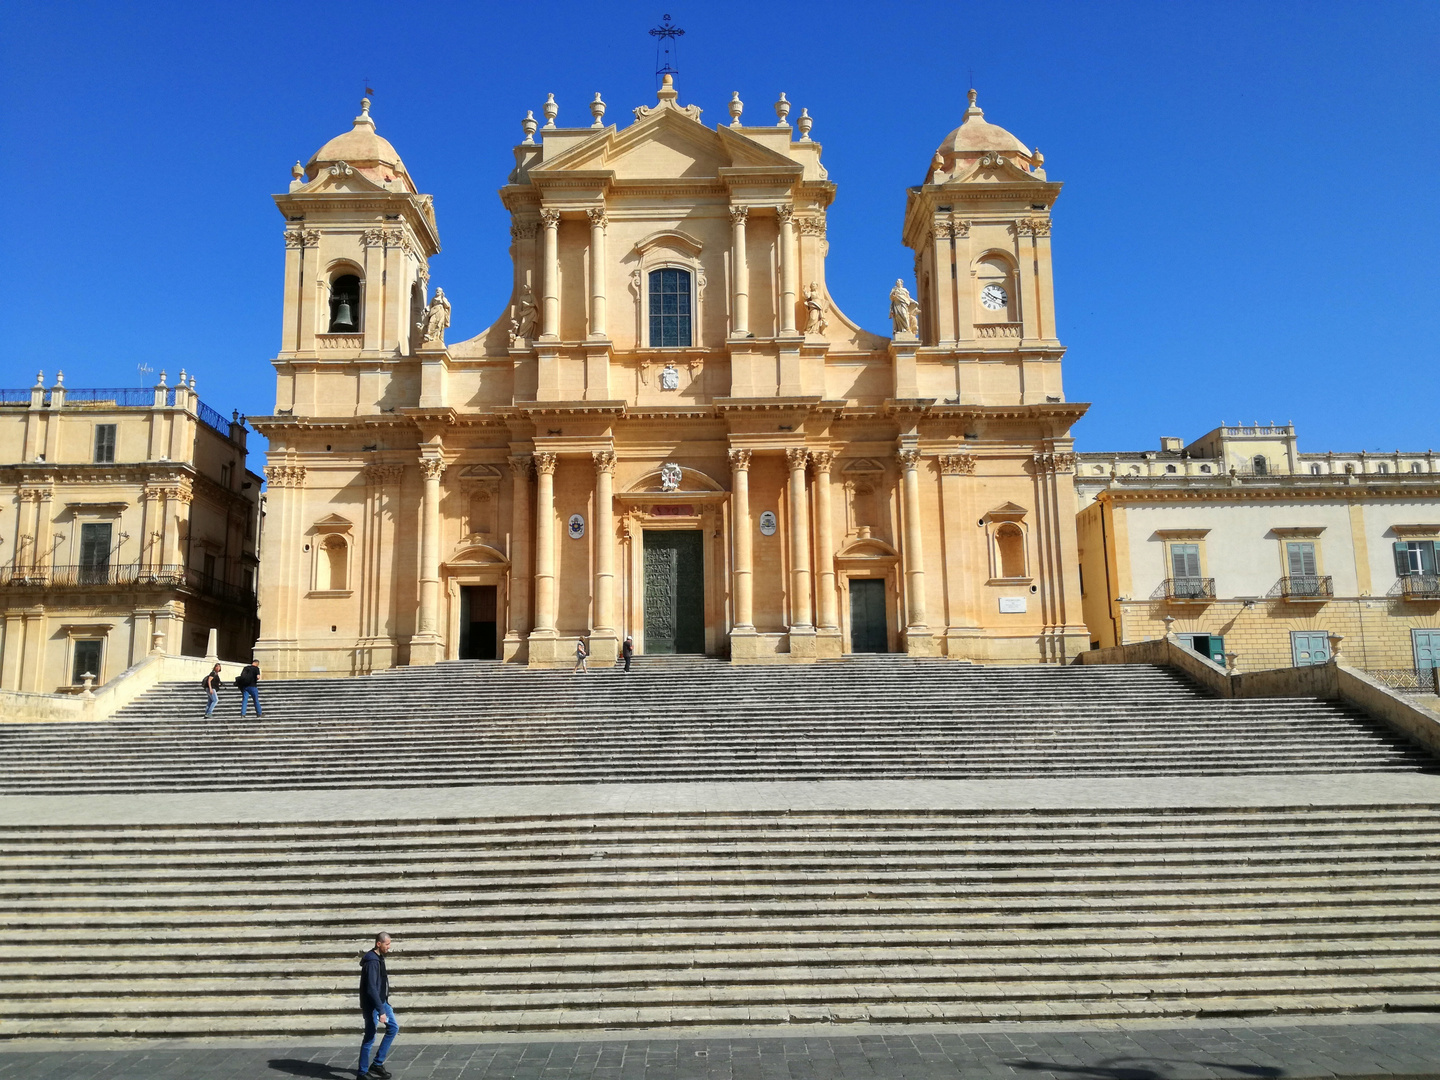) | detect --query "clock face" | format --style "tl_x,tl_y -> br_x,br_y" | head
980,283 -> 1008,311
